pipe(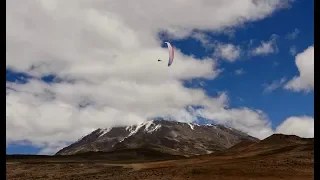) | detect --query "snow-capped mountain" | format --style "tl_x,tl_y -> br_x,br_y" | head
56,120 -> 259,156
